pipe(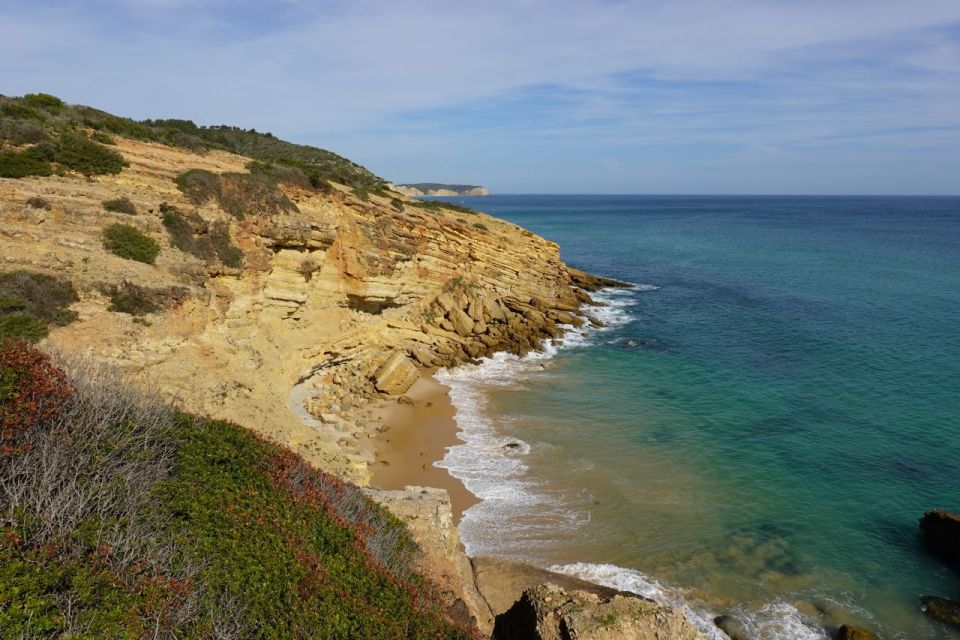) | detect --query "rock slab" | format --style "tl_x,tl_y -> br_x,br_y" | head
372,351 -> 420,395
493,583 -> 705,640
